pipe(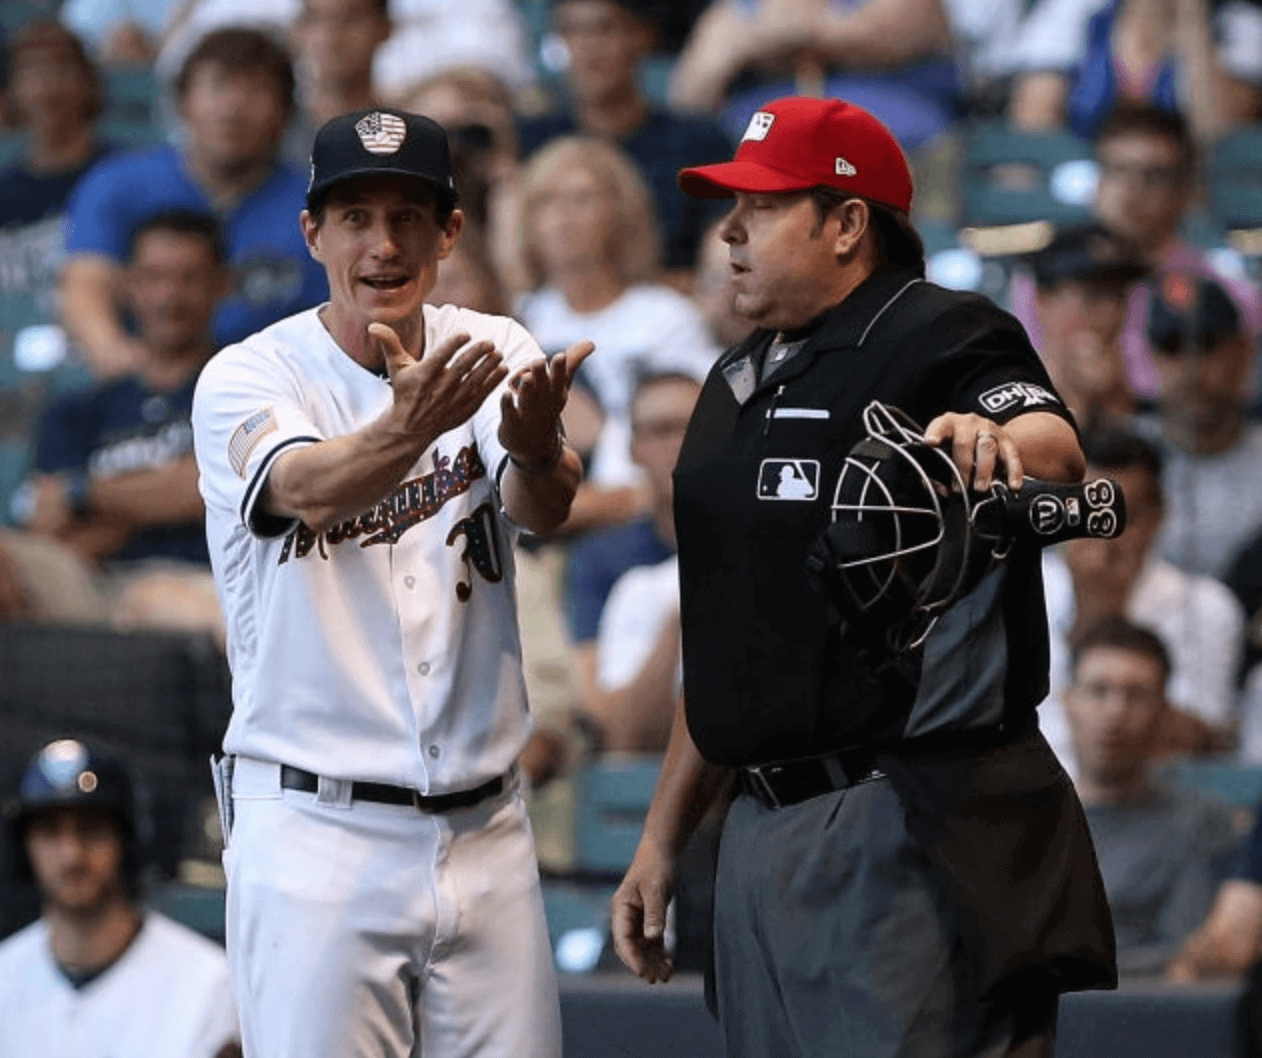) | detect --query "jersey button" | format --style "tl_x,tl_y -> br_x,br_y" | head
428,744 -> 440,758
404,575 -> 416,589
418,662 -> 431,676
